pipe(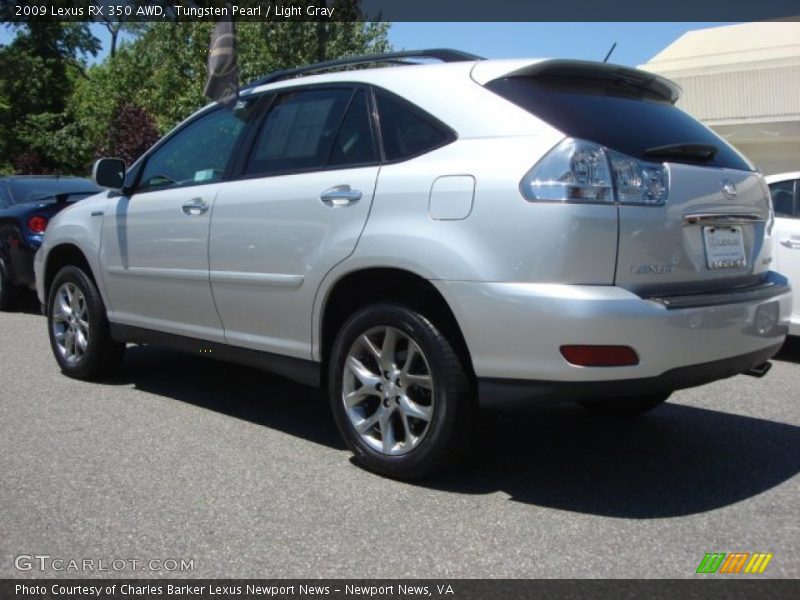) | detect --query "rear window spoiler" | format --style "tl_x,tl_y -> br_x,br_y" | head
473,59 -> 681,104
